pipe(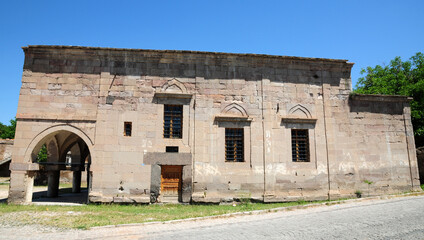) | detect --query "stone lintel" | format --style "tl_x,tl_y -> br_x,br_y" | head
10,162 -> 39,171
143,152 -> 192,165
154,92 -> 193,99
281,117 -> 317,124
214,115 -> 253,122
